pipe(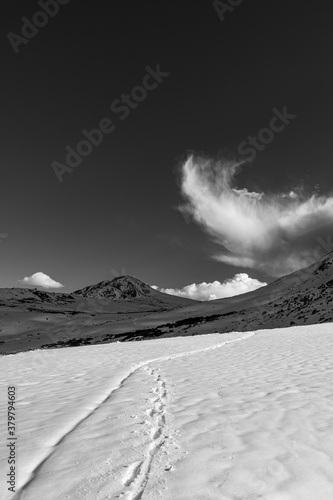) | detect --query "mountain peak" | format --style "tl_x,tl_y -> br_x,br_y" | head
109,275 -> 143,284
73,275 -> 155,300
